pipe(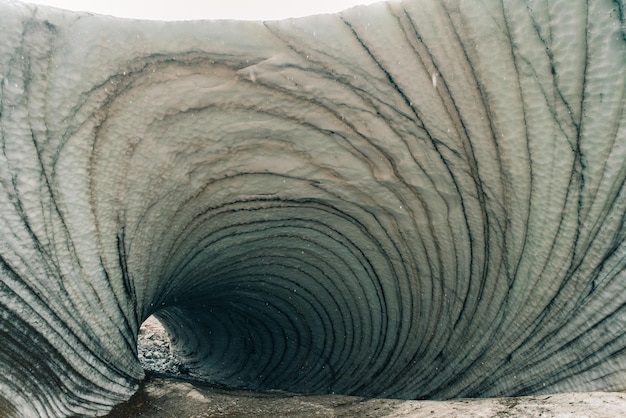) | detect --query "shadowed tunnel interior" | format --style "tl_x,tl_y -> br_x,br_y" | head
0,0 -> 625,417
